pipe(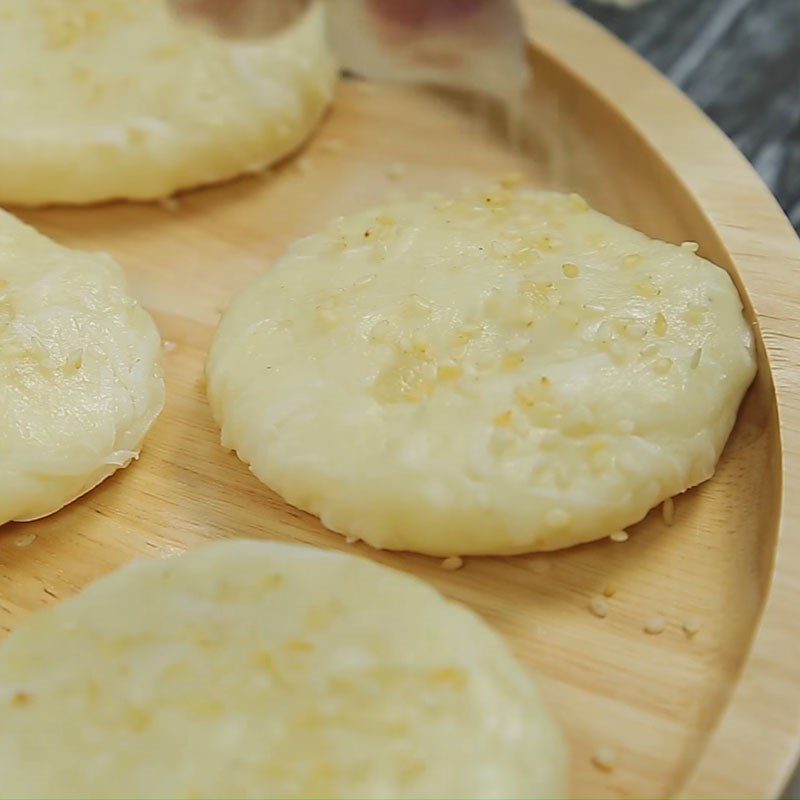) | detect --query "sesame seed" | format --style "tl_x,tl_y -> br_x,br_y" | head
11,691 -> 32,708
500,171 -> 524,188
64,349 -> 83,371
562,262 -> 579,278
609,530 -> 629,543
493,410 -> 513,428
654,312 -> 668,336
653,357 -> 673,375
595,320 -> 612,343
344,535 -> 360,544
592,746 -> 617,772
437,364 -> 462,382
369,319 -> 391,341
409,293 -> 432,312
636,280 -> 660,298
321,138 -> 344,153
681,241 -> 700,253
662,497 -> 675,526
682,616 -> 701,638
545,508 -> 571,529
14,533 -> 36,548
569,193 -> 589,211
602,582 -> 618,597
441,556 -> 464,571
640,343 -> 660,358
625,322 -> 647,339
589,595 -> 609,618
644,614 -> 667,635
387,162 -> 407,180
158,196 -> 180,212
